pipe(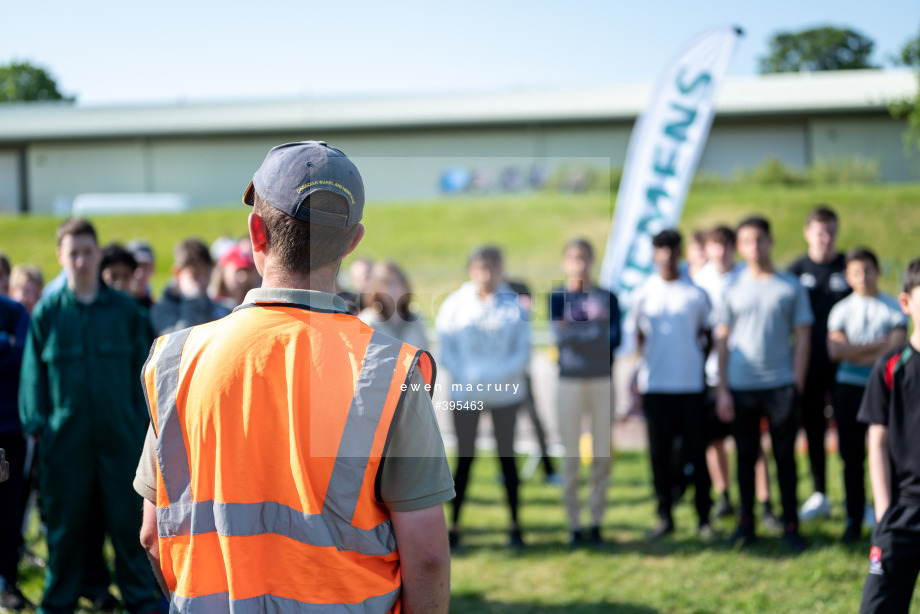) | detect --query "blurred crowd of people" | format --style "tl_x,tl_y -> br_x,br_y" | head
0,227 -> 261,612
0,201 -> 916,611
